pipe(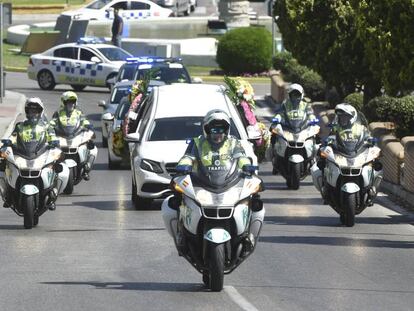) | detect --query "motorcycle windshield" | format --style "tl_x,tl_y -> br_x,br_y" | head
15,134 -> 48,160
192,157 -> 242,192
336,127 -> 366,156
285,110 -> 307,133
56,119 -> 82,138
